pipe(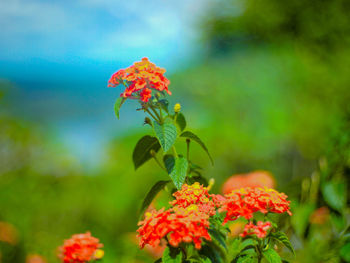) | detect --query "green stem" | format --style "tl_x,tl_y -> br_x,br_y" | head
151,152 -> 167,172
172,146 -> 178,157
150,106 -> 163,123
186,139 -> 190,161
145,108 -> 159,122
256,239 -> 263,263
